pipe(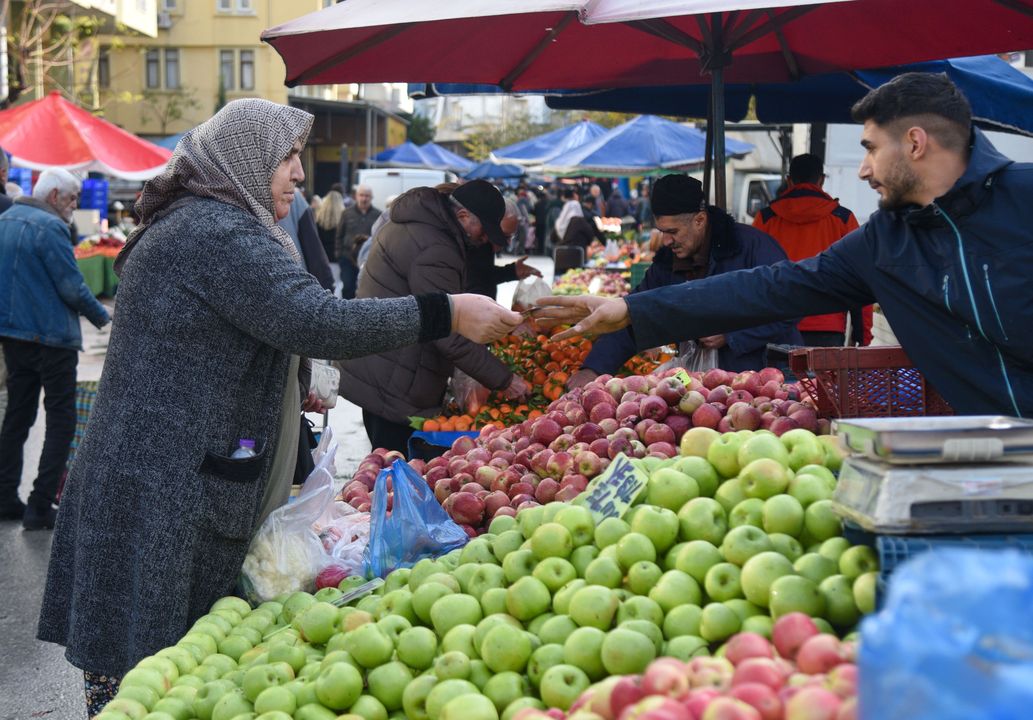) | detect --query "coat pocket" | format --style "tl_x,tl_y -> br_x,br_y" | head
196,439 -> 268,540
